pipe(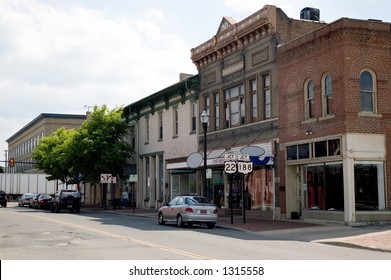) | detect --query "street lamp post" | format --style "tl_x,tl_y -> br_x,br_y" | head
200,109 -> 209,200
